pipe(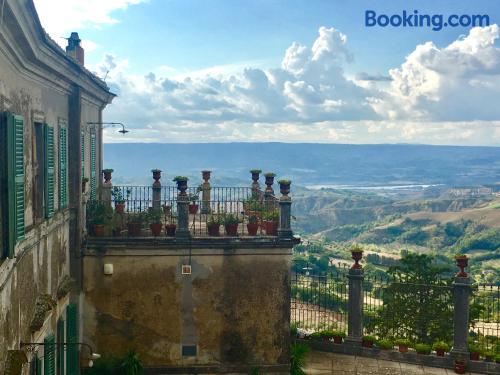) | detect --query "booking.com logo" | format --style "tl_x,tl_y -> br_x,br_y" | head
365,10 -> 490,31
